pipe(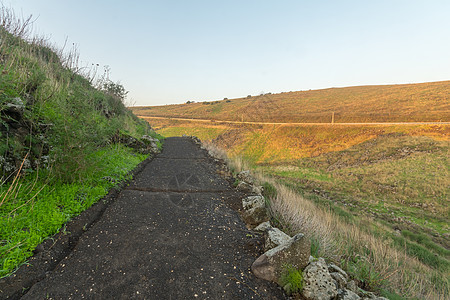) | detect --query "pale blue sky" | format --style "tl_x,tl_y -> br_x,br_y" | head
4,0 -> 450,106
